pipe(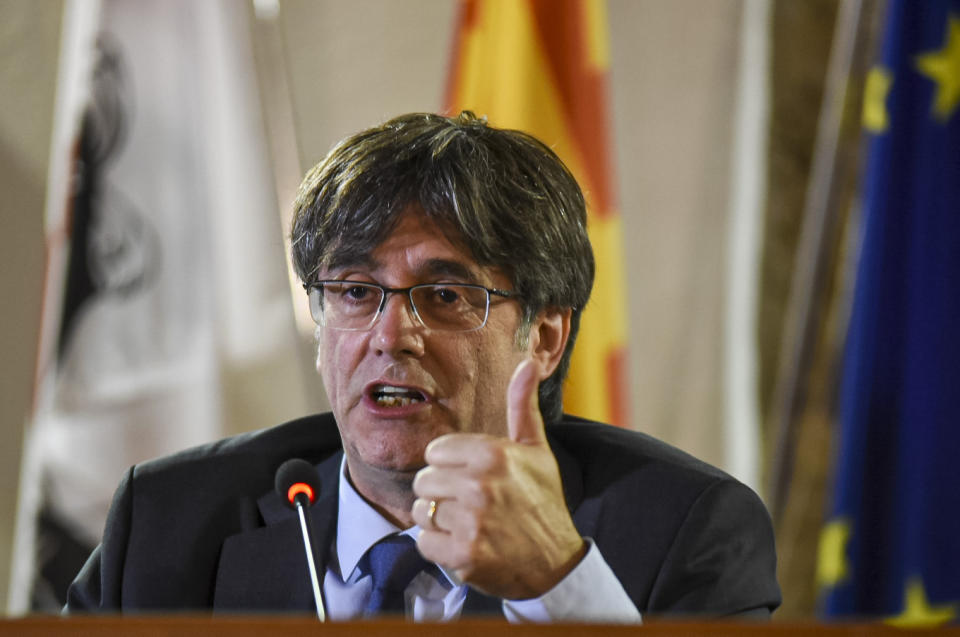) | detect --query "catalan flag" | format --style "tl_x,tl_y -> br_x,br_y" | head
818,0 -> 960,626
445,0 -> 629,427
